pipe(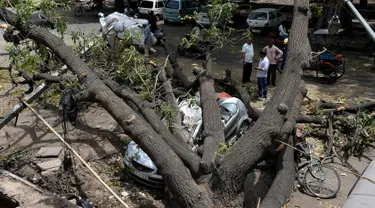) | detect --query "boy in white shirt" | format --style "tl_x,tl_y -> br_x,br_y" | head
255,51 -> 270,100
